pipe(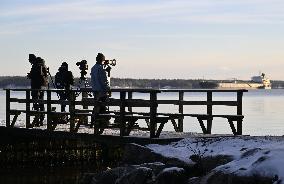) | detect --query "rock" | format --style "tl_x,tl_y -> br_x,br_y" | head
122,143 -> 165,165
200,170 -> 274,184
91,166 -> 136,184
123,143 -> 193,169
155,167 -> 187,184
138,162 -> 167,176
115,167 -> 153,184
187,177 -> 201,184
78,173 -> 96,184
